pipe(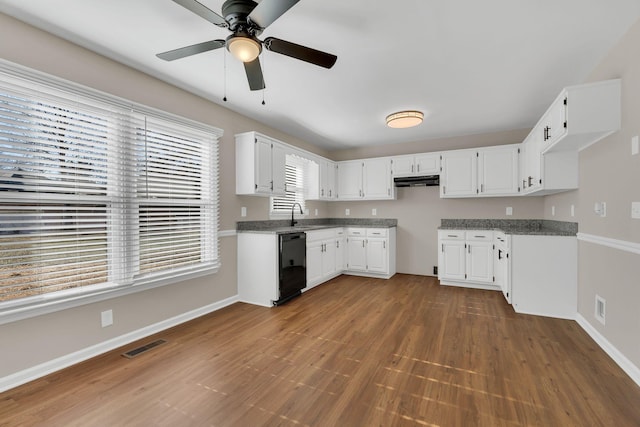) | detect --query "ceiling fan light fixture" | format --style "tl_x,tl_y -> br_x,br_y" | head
386,110 -> 424,128
227,34 -> 262,62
